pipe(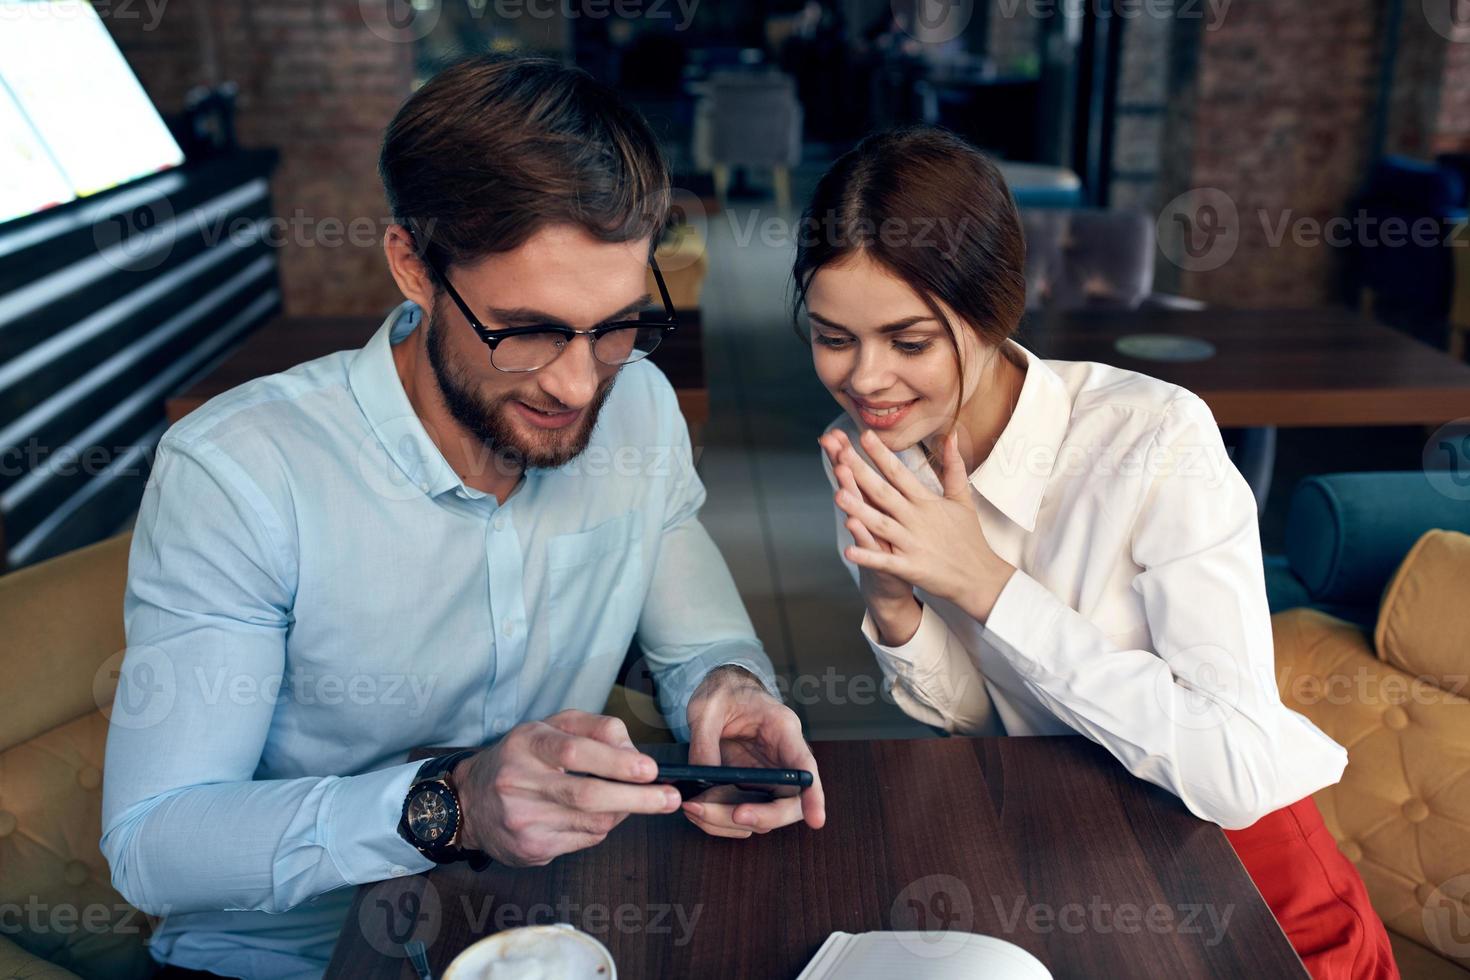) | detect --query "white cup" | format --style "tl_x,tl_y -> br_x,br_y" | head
441,923 -> 617,980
